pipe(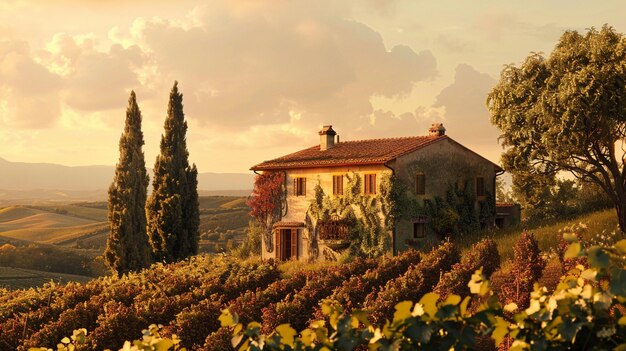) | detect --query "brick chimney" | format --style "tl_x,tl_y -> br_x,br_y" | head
319,125 -> 337,151
428,123 -> 446,137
